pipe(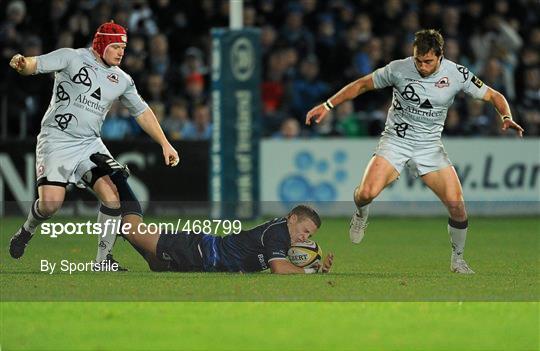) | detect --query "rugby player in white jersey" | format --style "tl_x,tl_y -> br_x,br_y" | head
8,21 -> 179,269
305,29 -> 524,274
